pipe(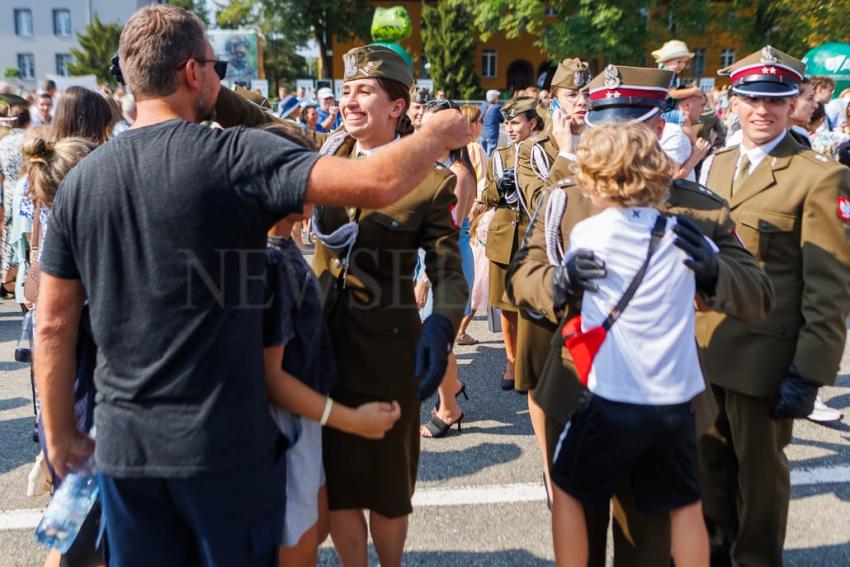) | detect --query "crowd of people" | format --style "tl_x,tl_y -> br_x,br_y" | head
3,4 -> 850,567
